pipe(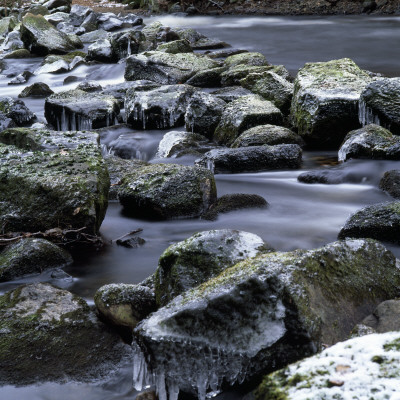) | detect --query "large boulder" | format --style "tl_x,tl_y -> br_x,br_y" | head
338,124 -> 400,161
0,97 -> 36,127
18,82 -> 54,98
359,77 -> 400,135
125,84 -> 195,130
155,229 -> 272,306
0,238 -> 72,282
87,38 -> 114,63
254,332 -> 400,400
124,51 -> 219,84
214,95 -> 283,146
195,144 -> 302,174
118,163 -> 216,220
0,283 -> 131,385
290,58 -> 372,148
20,13 -> 82,55
45,89 -> 120,130
211,86 -> 253,103
185,66 -> 226,88
338,201 -> 400,243
134,239 -> 400,399
379,170 -> 400,199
